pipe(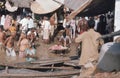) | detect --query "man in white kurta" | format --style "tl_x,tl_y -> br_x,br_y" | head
42,17 -> 51,41
28,17 -> 35,30
19,16 -> 29,33
70,18 -> 76,39
0,15 -> 5,26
